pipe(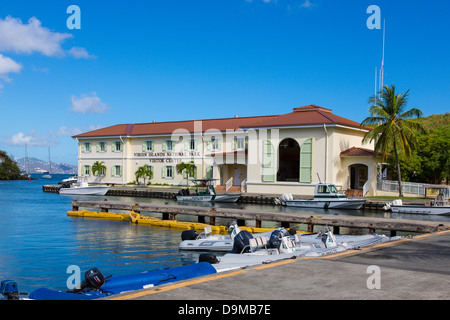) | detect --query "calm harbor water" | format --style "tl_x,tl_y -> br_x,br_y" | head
1,174 -> 449,296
